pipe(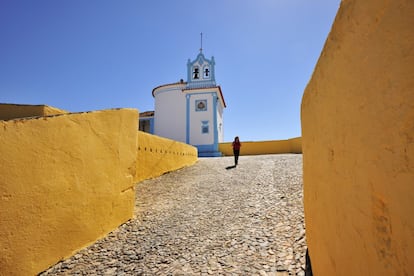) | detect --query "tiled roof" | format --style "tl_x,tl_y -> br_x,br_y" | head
139,111 -> 154,117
